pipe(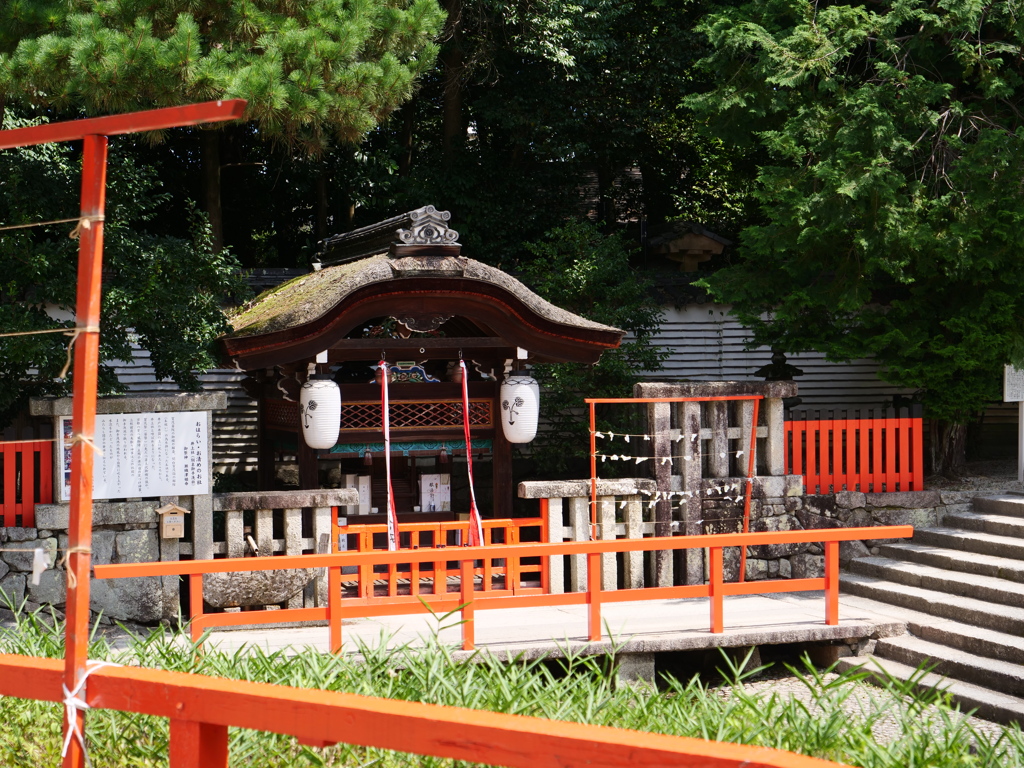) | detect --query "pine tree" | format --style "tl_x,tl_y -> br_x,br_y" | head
1,0 -> 445,248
